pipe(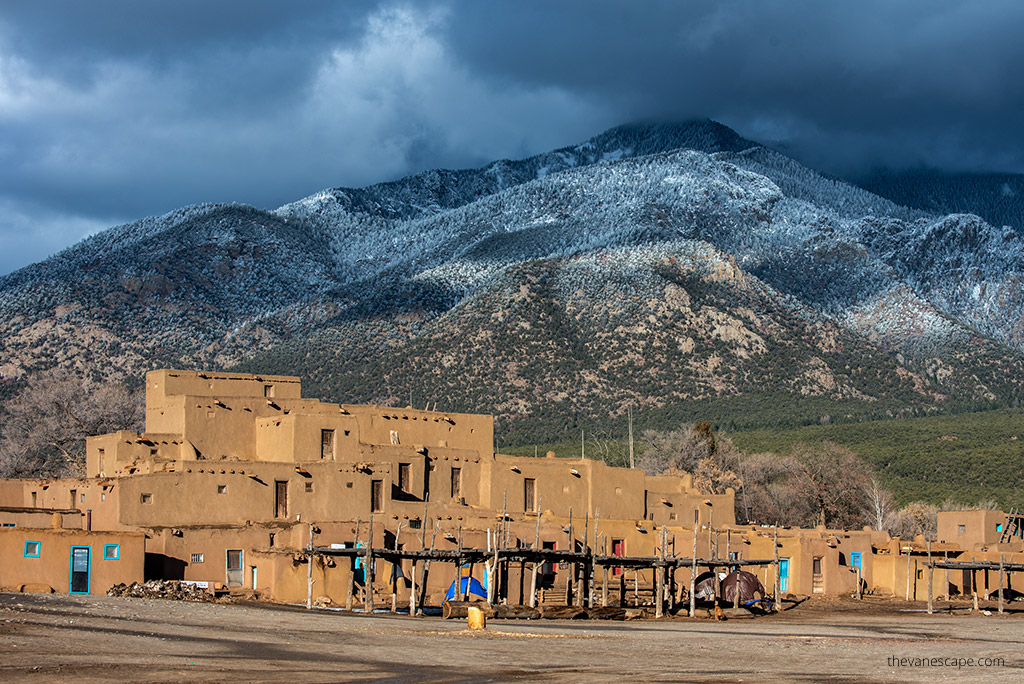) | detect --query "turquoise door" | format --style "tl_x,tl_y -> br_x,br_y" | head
850,552 -> 862,569
779,558 -> 789,593
70,546 -> 91,594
